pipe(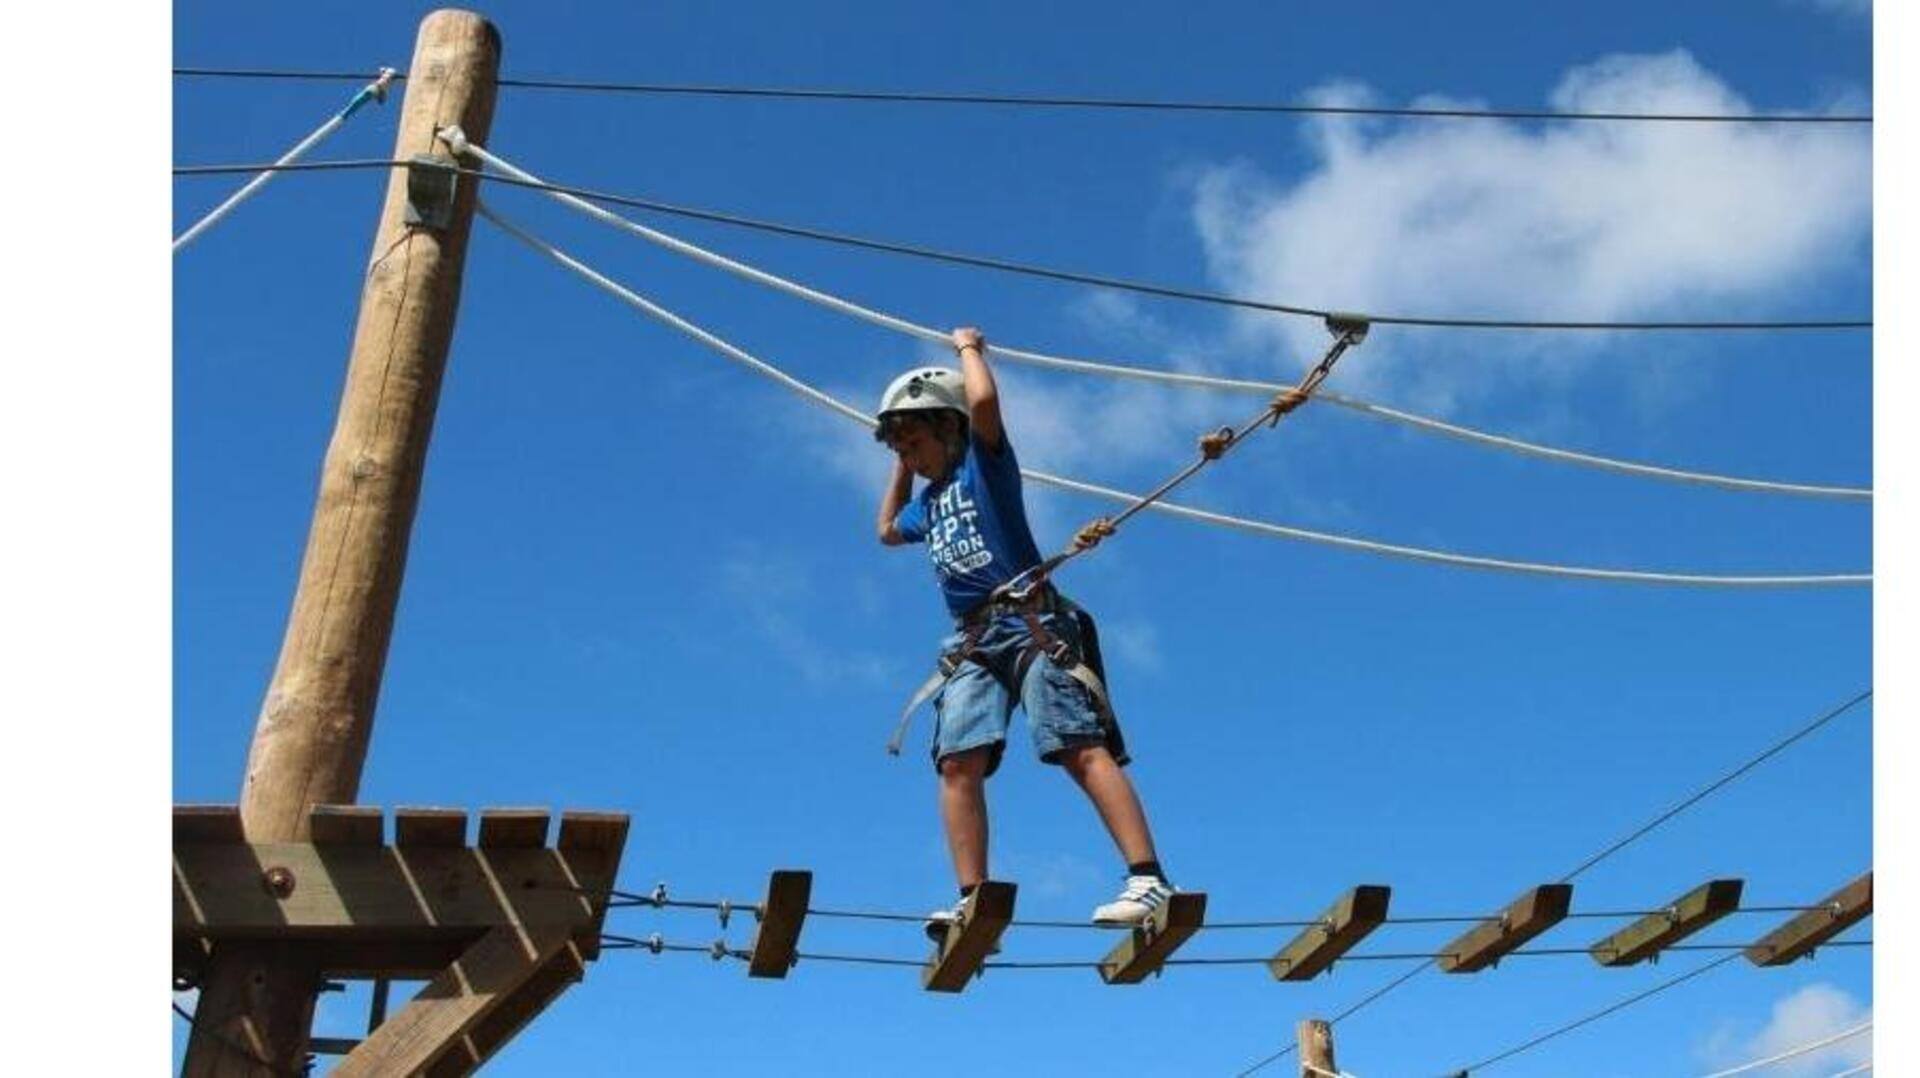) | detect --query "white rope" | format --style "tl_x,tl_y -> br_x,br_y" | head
175,68 -> 396,253
1700,1020 -> 1871,1077
476,205 -> 1870,589
454,137 -> 1868,502
1826,1064 -> 1872,1077
477,204 -> 871,428
1024,472 -> 1865,586
1301,1063 -> 1358,1078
